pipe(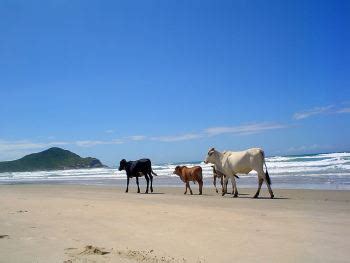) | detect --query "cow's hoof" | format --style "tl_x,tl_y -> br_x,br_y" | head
233,194 -> 238,198
222,193 -> 226,196
199,193 -> 202,195
215,190 -> 218,193
271,194 -> 274,199
145,191 -> 149,194
253,195 -> 258,198
184,192 -> 186,195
